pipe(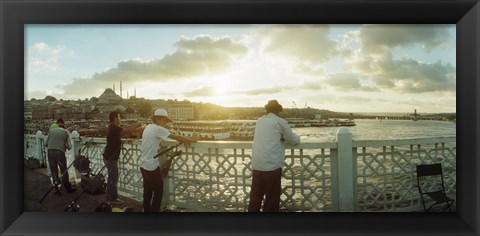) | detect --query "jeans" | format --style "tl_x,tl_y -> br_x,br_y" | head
140,167 -> 163,212
248,168 -> 282,212
47,149 -> 73,191
104,160 -> 119,201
